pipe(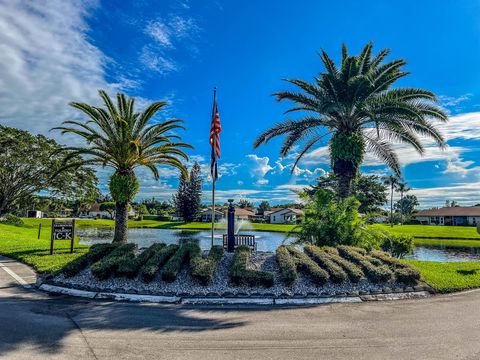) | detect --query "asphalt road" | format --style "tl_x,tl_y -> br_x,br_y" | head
1,258 -> 480,359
